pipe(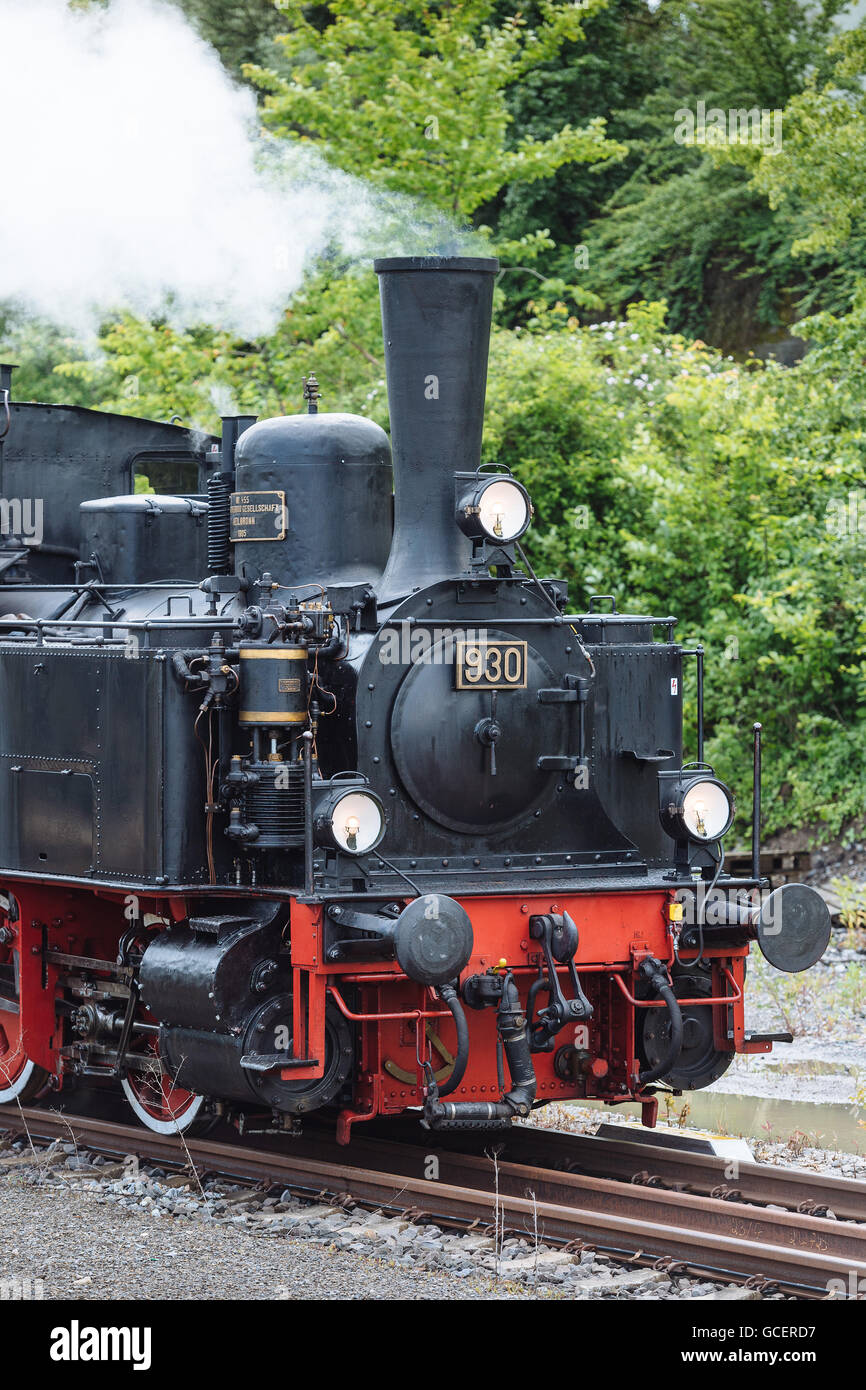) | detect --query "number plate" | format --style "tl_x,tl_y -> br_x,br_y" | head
455,640 -> 527,690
